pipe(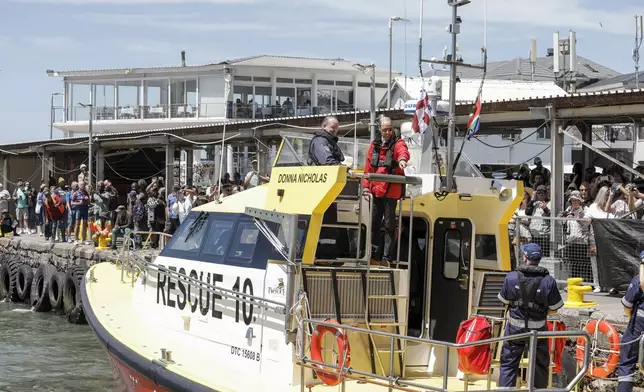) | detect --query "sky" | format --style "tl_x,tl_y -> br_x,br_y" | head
0,0 -> 642,143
